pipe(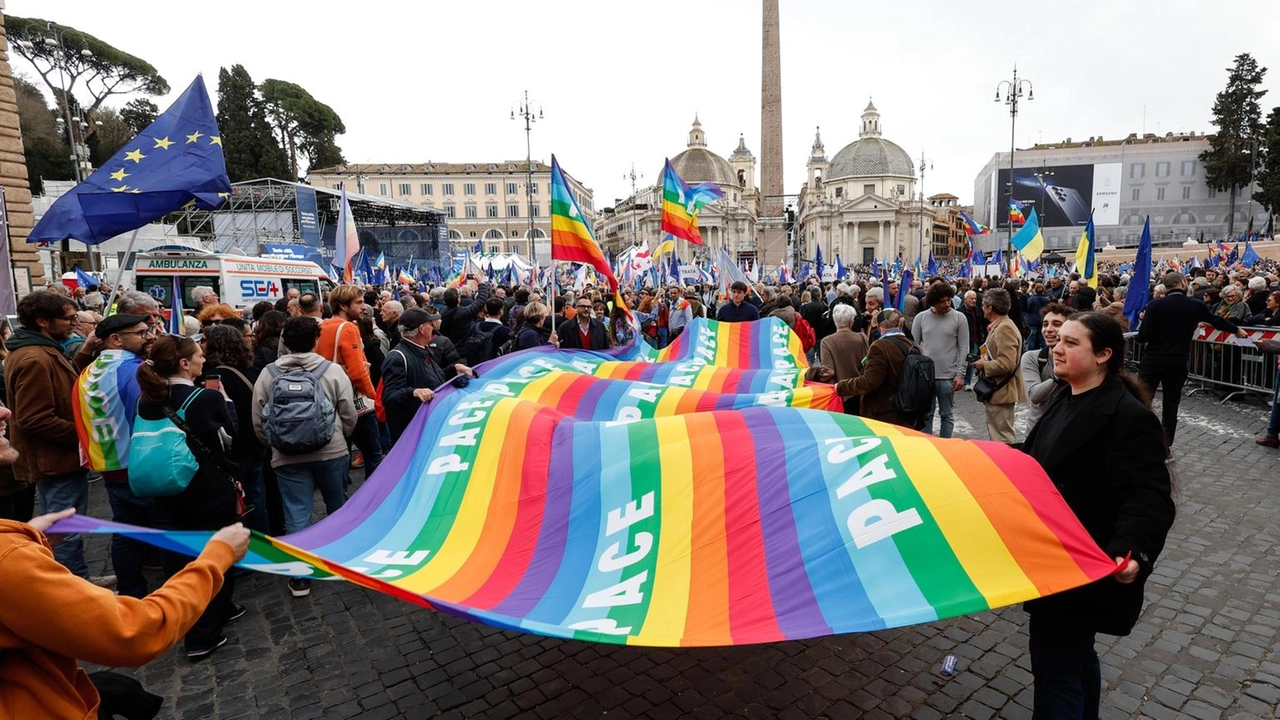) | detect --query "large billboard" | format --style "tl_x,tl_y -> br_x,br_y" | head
994,163 -> 1121,229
